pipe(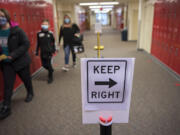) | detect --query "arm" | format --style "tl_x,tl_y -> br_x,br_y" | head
59,26 -> 63,44
35,33 -> 40,55
72,23 -> 80,33
51,33 -> 56,53
9,28 -> 30,61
